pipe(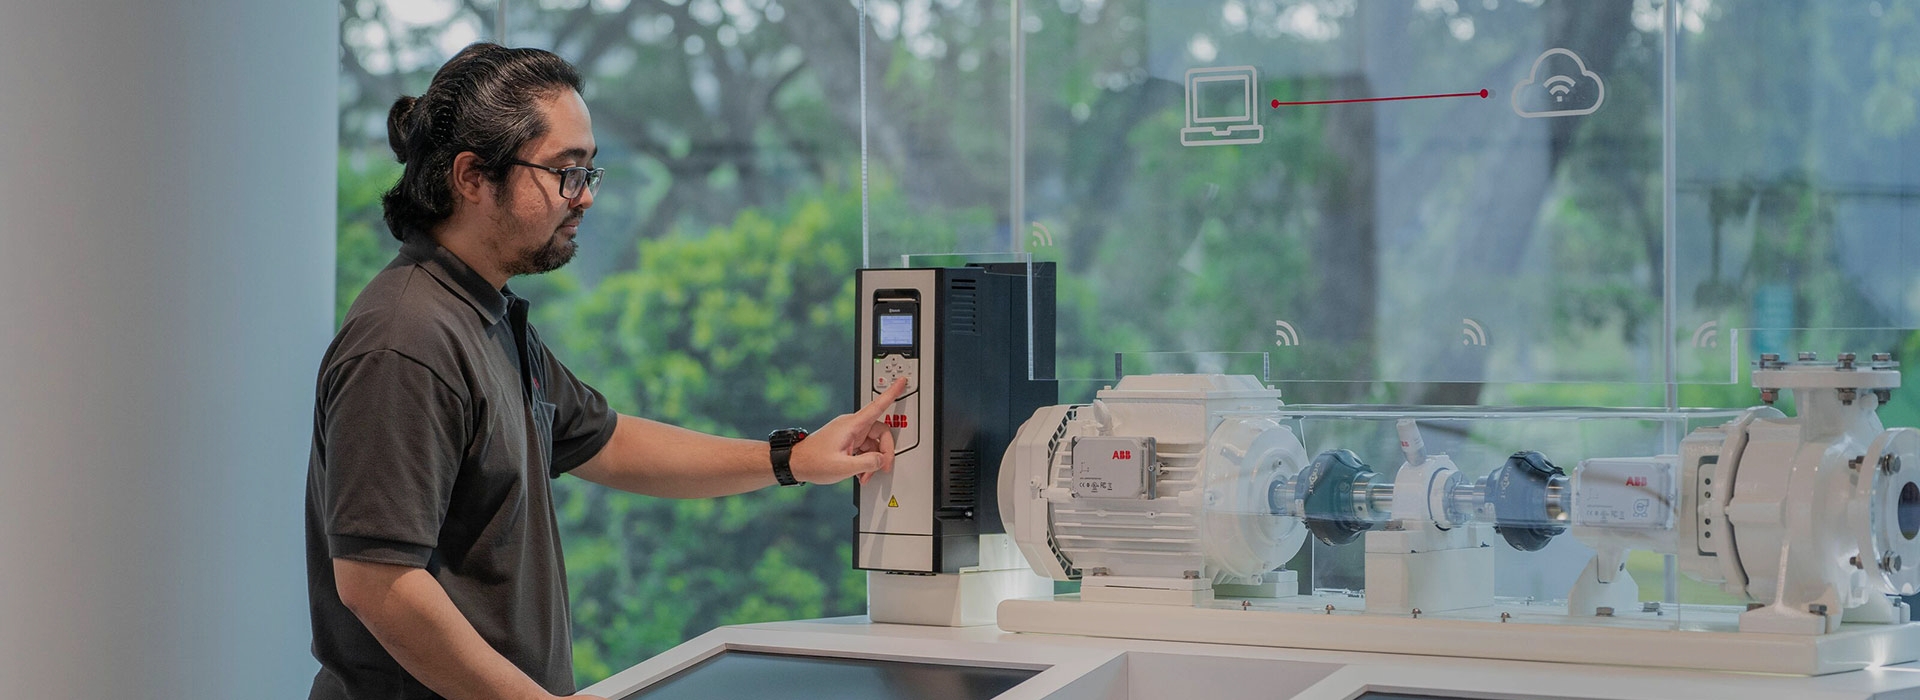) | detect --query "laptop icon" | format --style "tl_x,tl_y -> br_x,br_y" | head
1181,66 -> 1264,147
